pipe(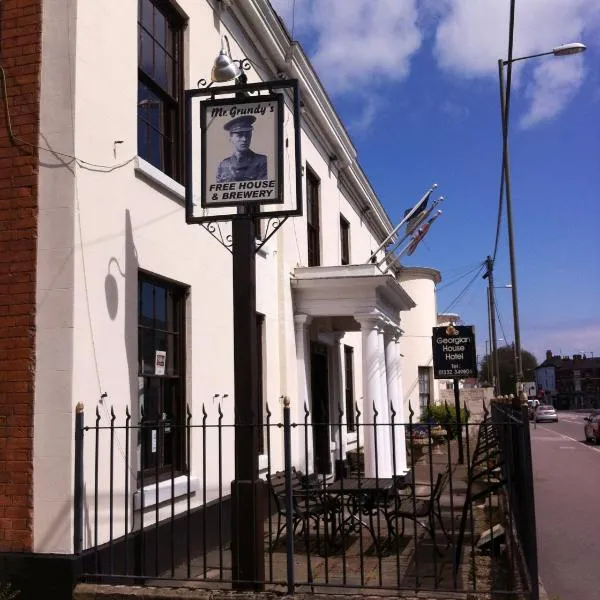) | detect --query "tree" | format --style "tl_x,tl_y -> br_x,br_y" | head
479,345 -> 538,396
